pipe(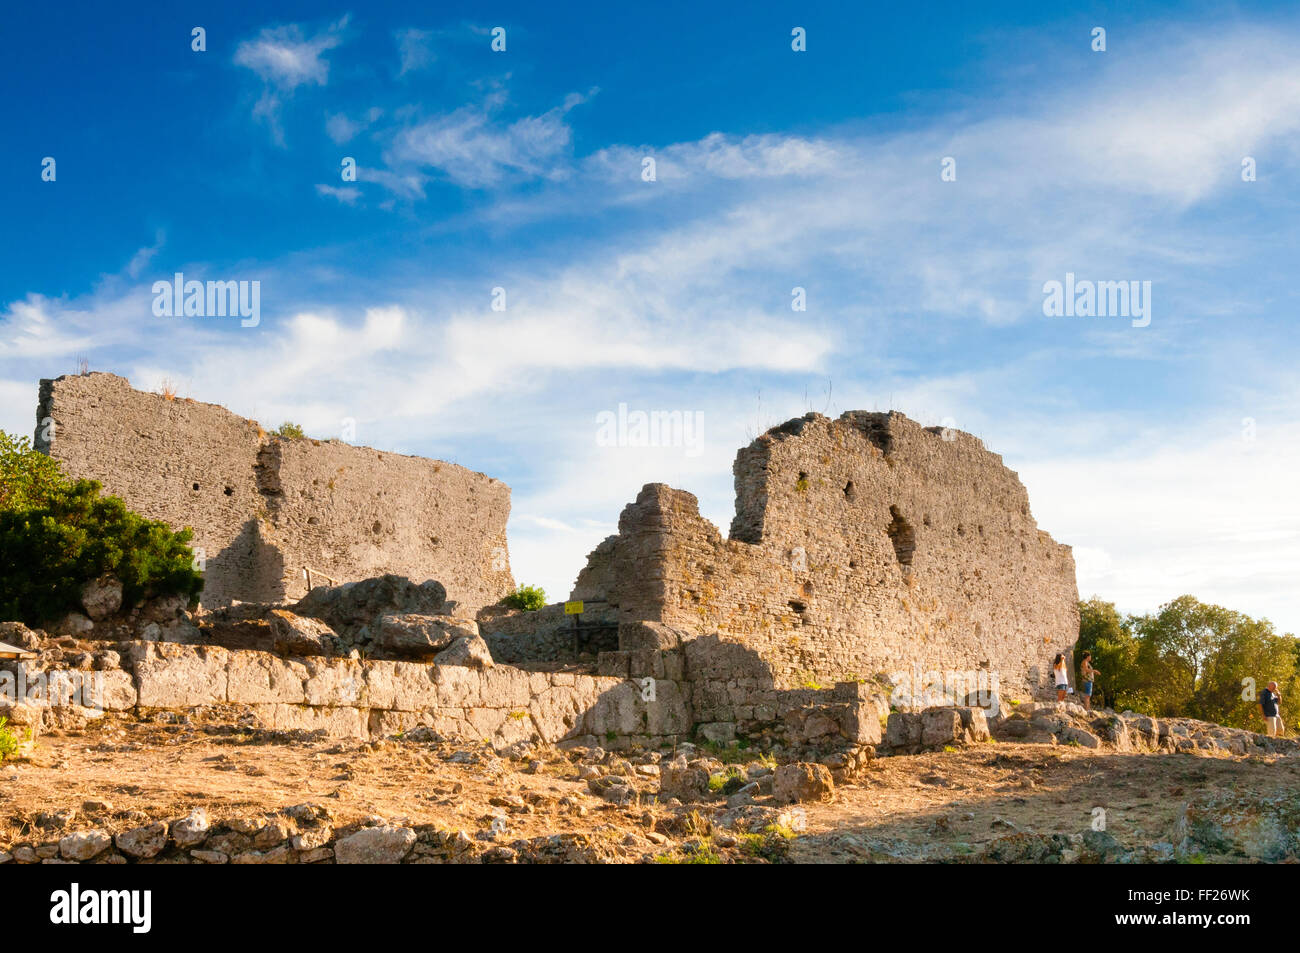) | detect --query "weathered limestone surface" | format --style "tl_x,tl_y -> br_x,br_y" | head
43,641 -> 685,746
573,411 -> 1079,700
35,373 -> 514,611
